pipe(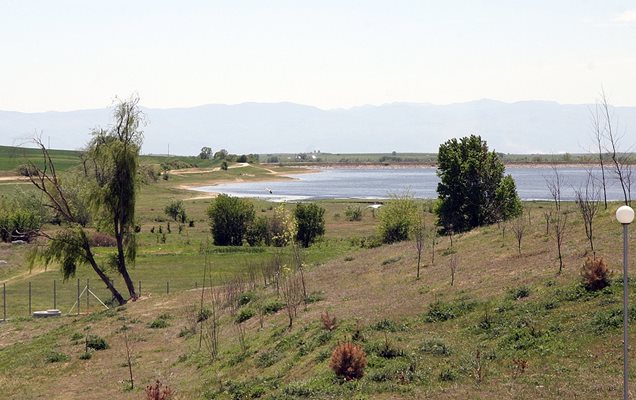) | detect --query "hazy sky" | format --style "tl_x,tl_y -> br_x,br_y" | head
2,0 -> 636,112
